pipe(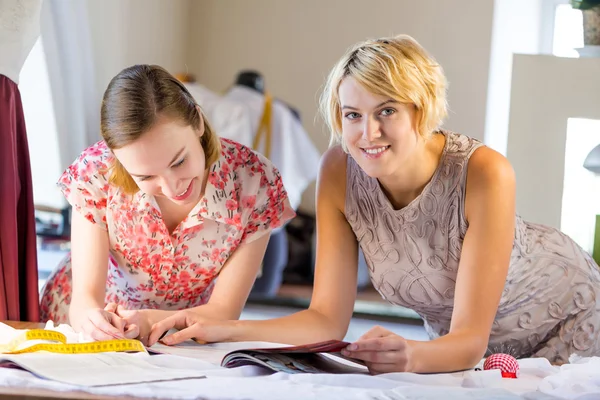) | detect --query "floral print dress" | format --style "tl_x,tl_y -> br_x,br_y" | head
40,138 -> 295,323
